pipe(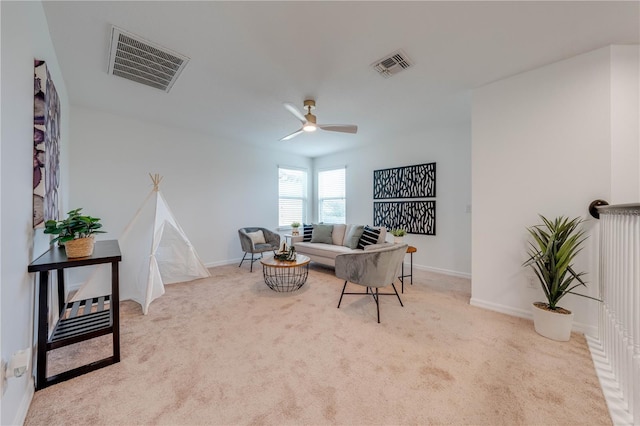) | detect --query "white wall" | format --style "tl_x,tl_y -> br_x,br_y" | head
69,106 -> 311,268
471,46 -> 639,335
0,2 -> 70,424
610,45 -> 640,203
314,125 -> 471,276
